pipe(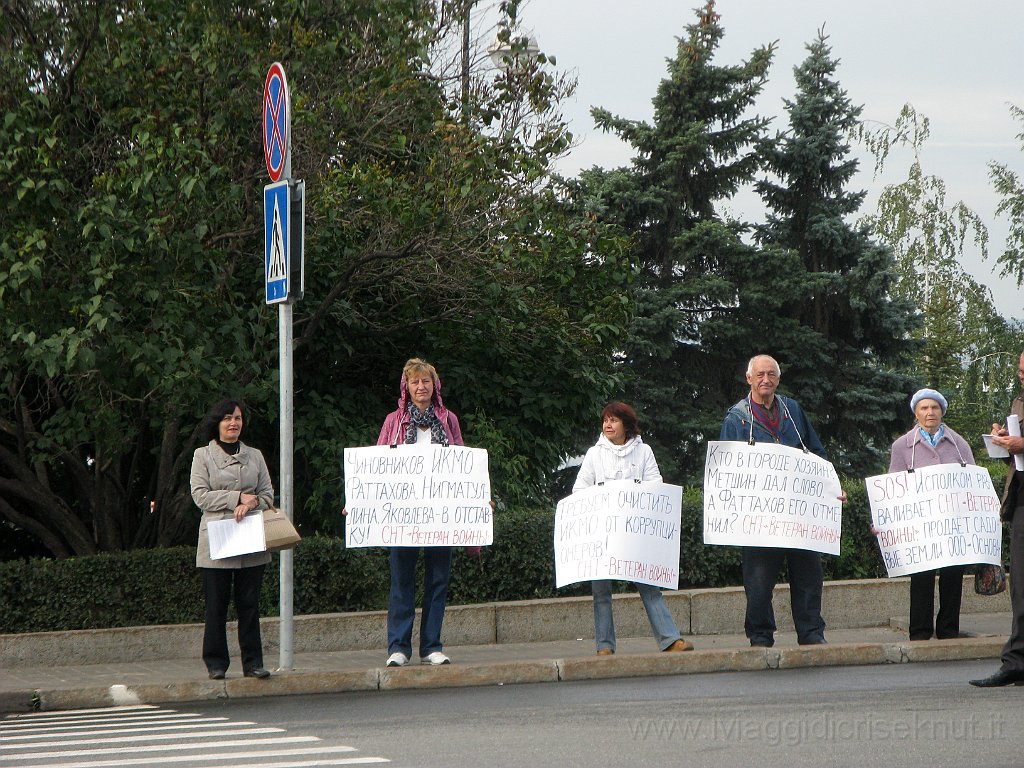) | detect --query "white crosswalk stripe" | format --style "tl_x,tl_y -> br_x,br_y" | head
1,705 -> 389,767
0,727 -> 287,750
